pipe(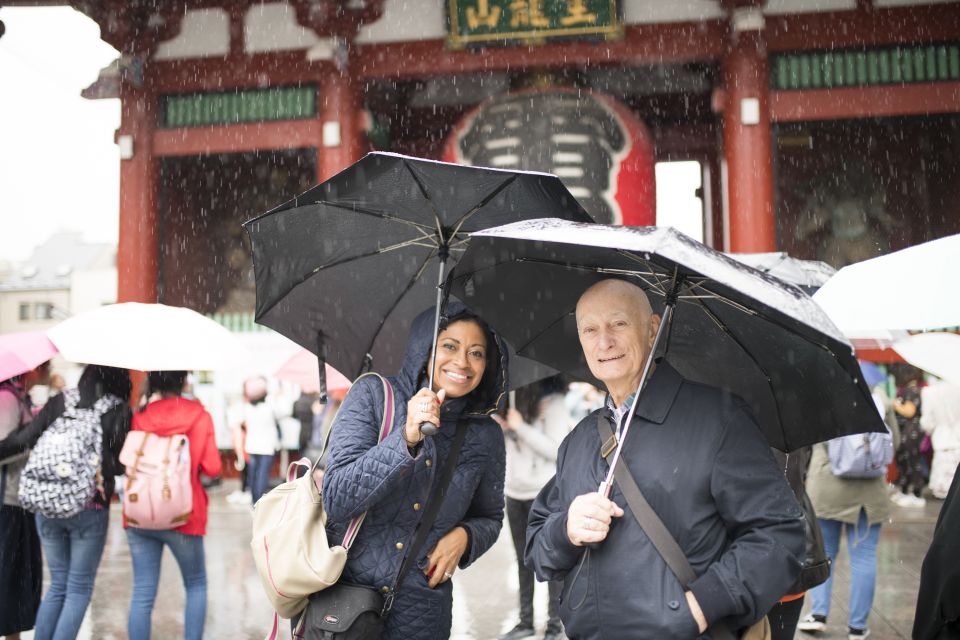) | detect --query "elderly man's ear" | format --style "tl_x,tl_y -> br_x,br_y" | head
647,314 -> 662,348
